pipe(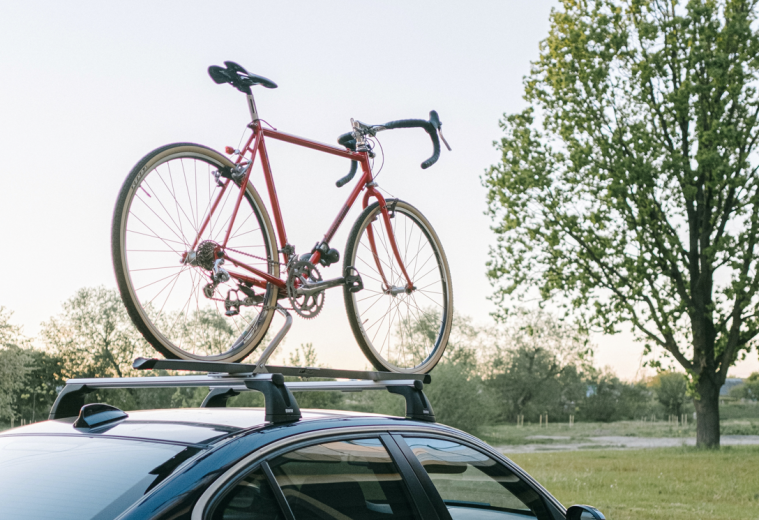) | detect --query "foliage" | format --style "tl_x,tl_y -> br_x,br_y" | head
650,371 -> 689,416
487,310 -> 590,421
483,0 -> 759,446
578,369 -> 653,422
39,286 -> 151,379
0,307 -> 32,421
729,372 -> 759,400
14,349 -> 64,423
